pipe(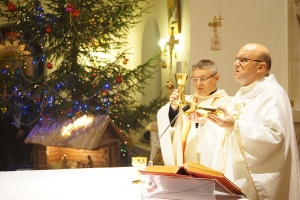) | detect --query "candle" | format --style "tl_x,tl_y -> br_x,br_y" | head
176,61 -> 181,73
